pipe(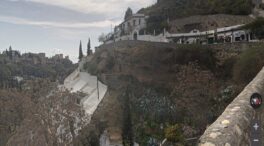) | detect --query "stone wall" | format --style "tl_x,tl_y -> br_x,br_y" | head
99,40 -> 264,51
138,34 -> 169,42
198,67 -> 264,146
105,33 -> 169,44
